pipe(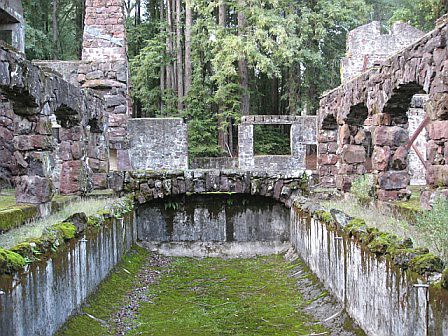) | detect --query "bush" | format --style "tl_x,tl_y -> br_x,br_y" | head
415,197 -> 448,262
350,174 -> 375,206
